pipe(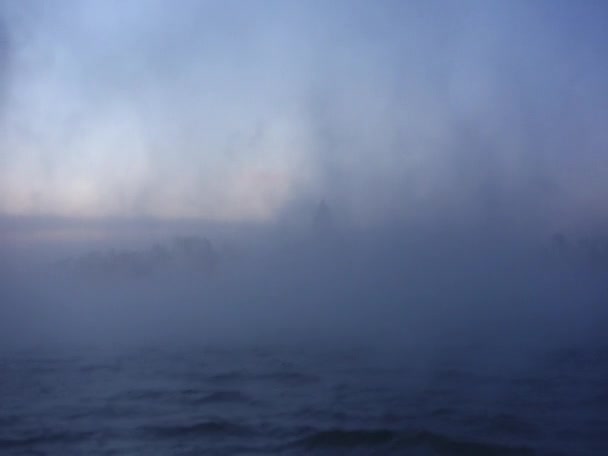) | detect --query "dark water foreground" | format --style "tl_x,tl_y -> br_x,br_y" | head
1,344 -> 607,455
